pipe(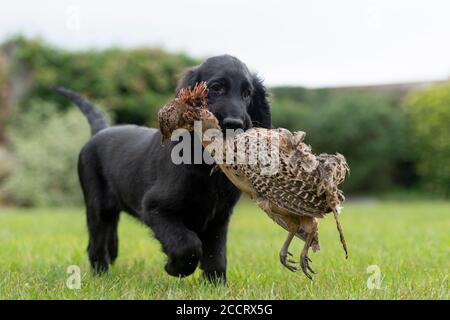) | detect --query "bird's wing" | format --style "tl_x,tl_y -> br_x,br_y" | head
233,128 -> 335,218
242,161 -> 330,218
